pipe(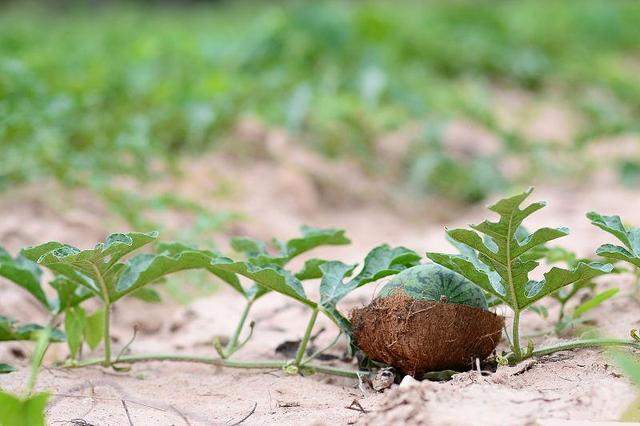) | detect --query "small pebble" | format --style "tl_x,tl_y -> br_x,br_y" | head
399,375 -> 420,389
